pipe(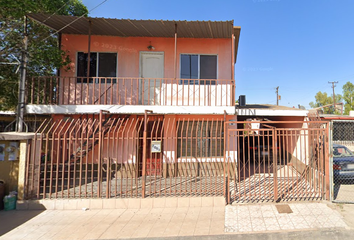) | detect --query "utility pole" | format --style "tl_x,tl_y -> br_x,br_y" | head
276,86 -> 279,106
329,81 -> 338,113
16,16 -> 28,132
